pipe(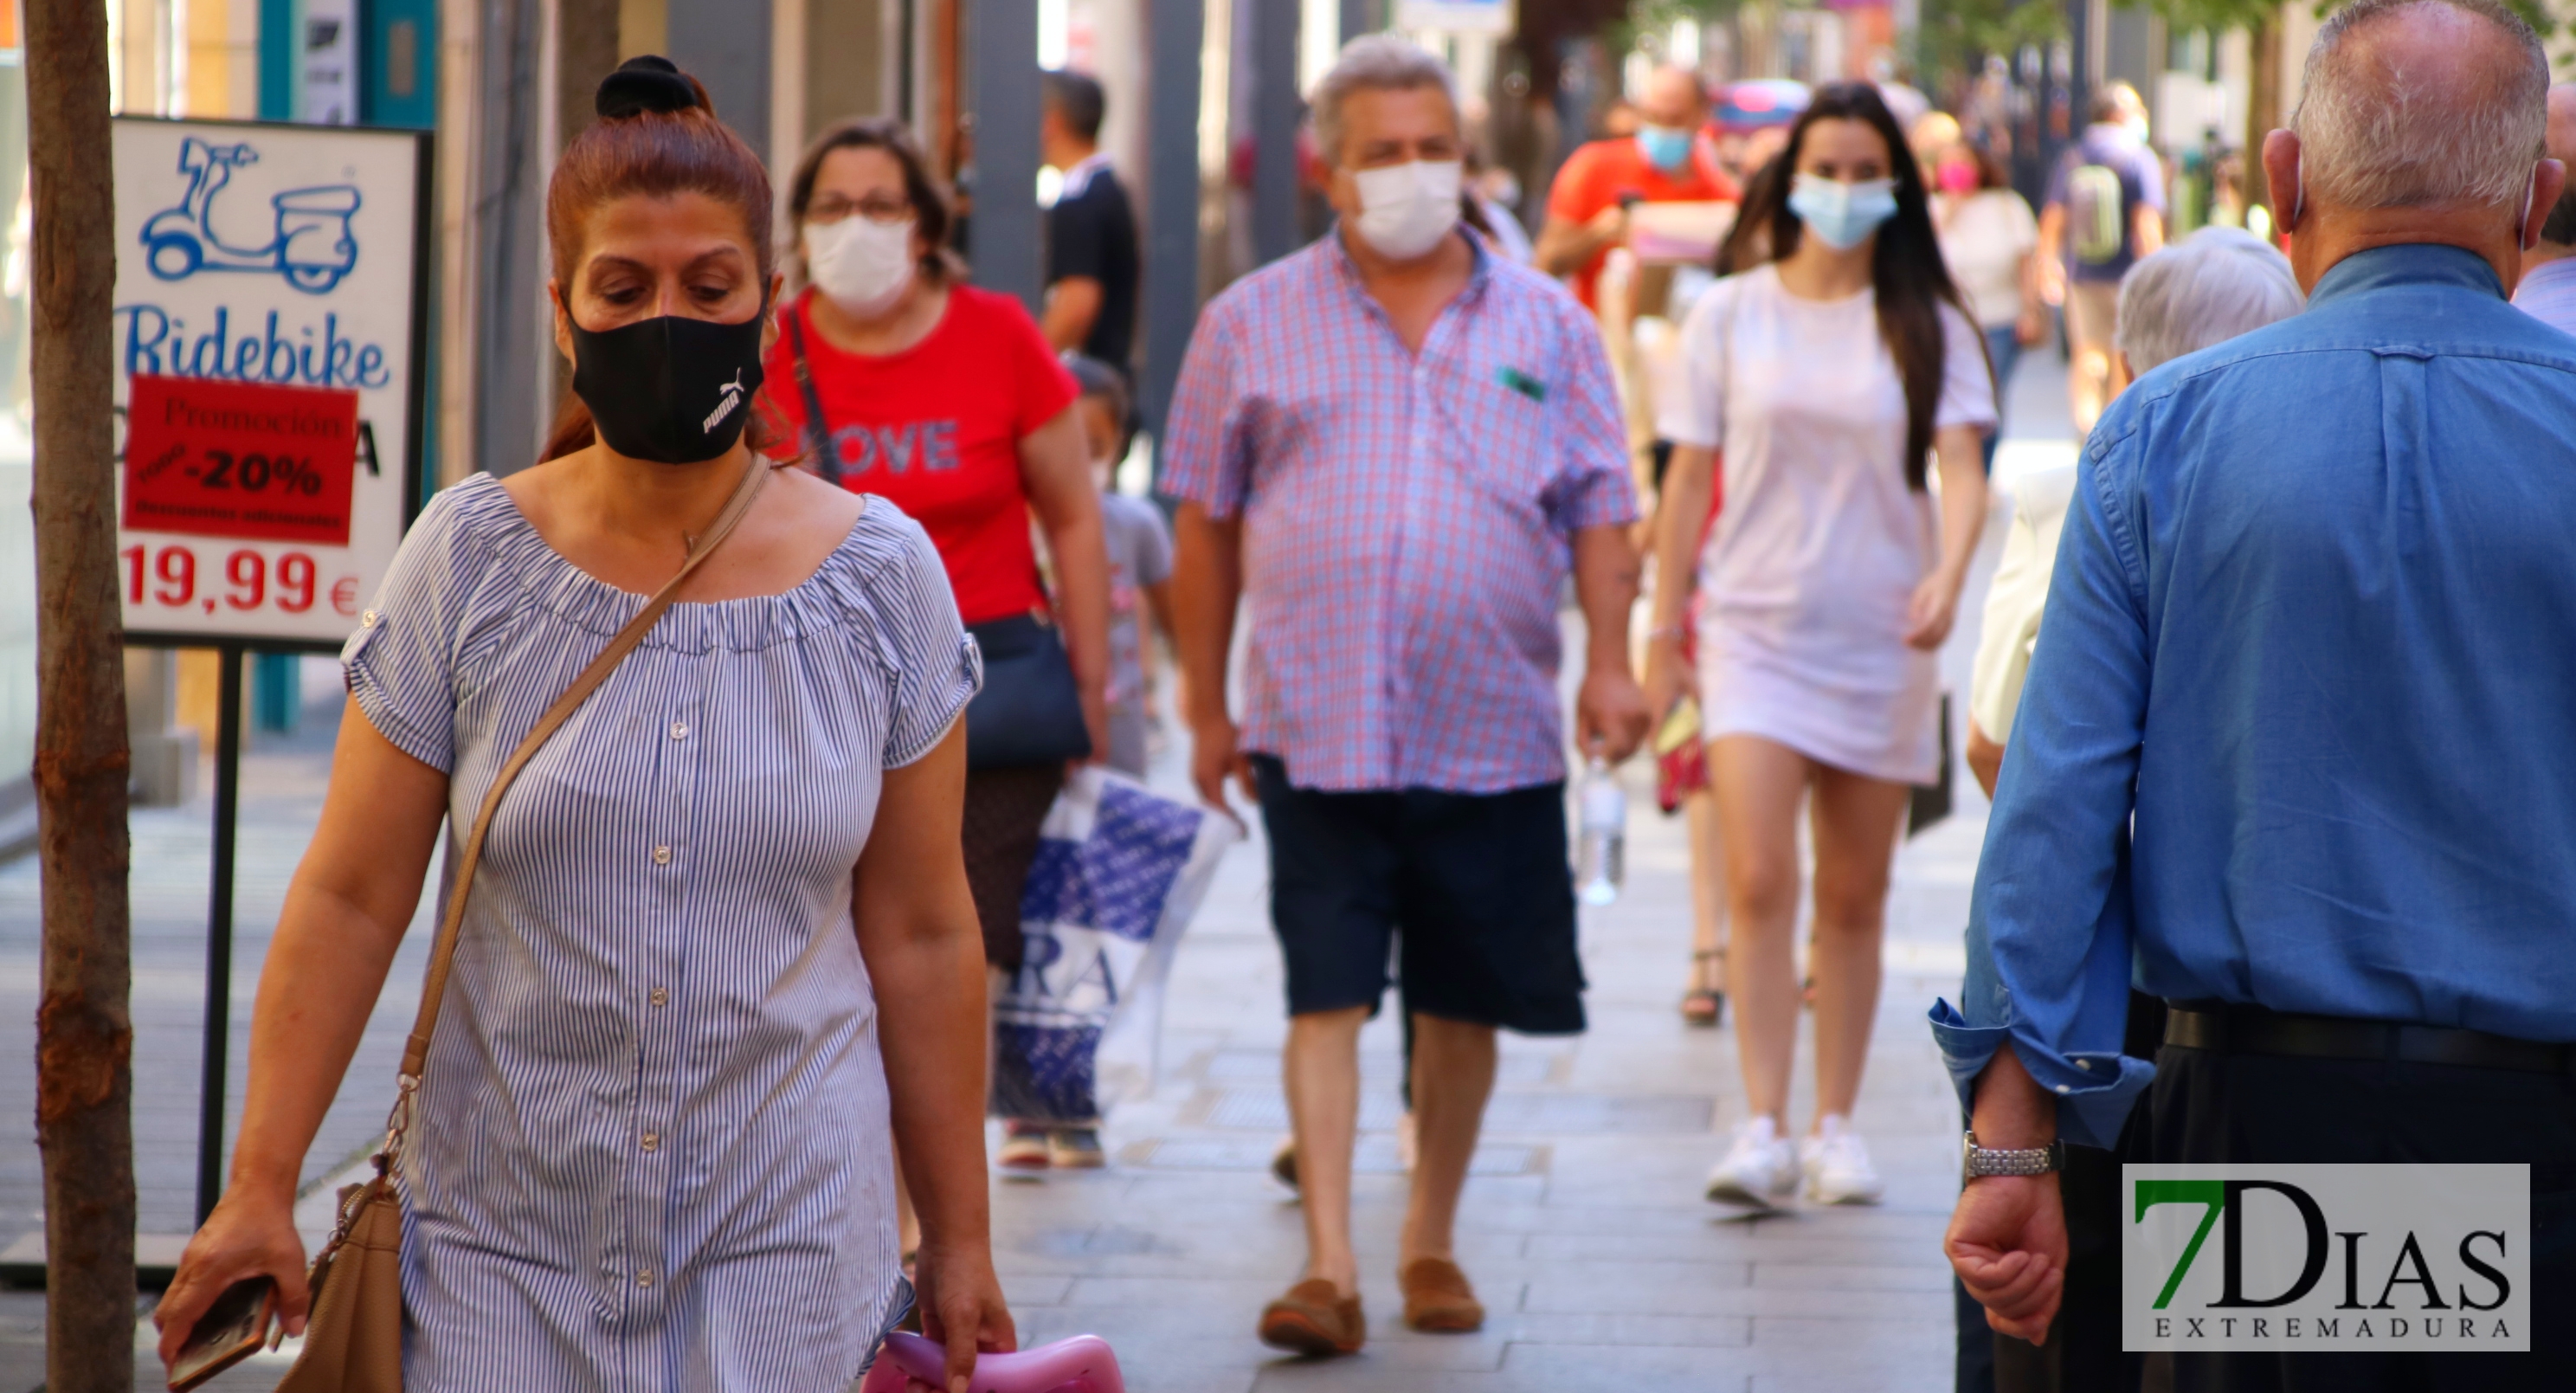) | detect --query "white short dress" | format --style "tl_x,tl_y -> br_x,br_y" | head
341,474 -> 981,1391
1658,265 -> 1996,784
